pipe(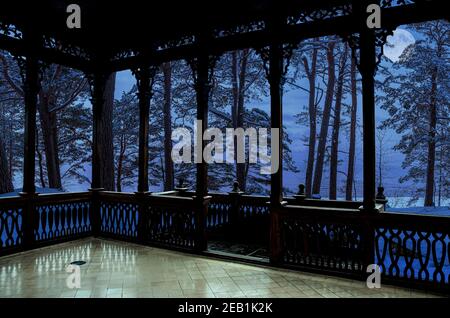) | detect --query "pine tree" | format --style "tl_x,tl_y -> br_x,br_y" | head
378,21 -> 450,206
